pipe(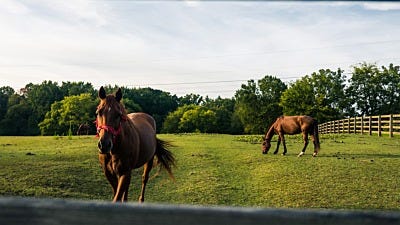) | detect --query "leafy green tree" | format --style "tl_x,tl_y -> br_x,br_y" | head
24,81 -> 64,124
345,63 -> 400,116
178,93 -> 203,106
258,76 -> 288,126
122,98 -> 142,113
280,69 -> 346,123
347,63 -> 400,116
0,86 -> 15,121
379,64 -> 400,114
280,78 -> 314,116
346,63 -> 381,116
60,81 -> 95,97
0,101 -> 38,135
203,97 -> 242,134
162,105 -> 197,133
124,87 -> 178,132
234,76 -> 287,134
39,93 -> 97,135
